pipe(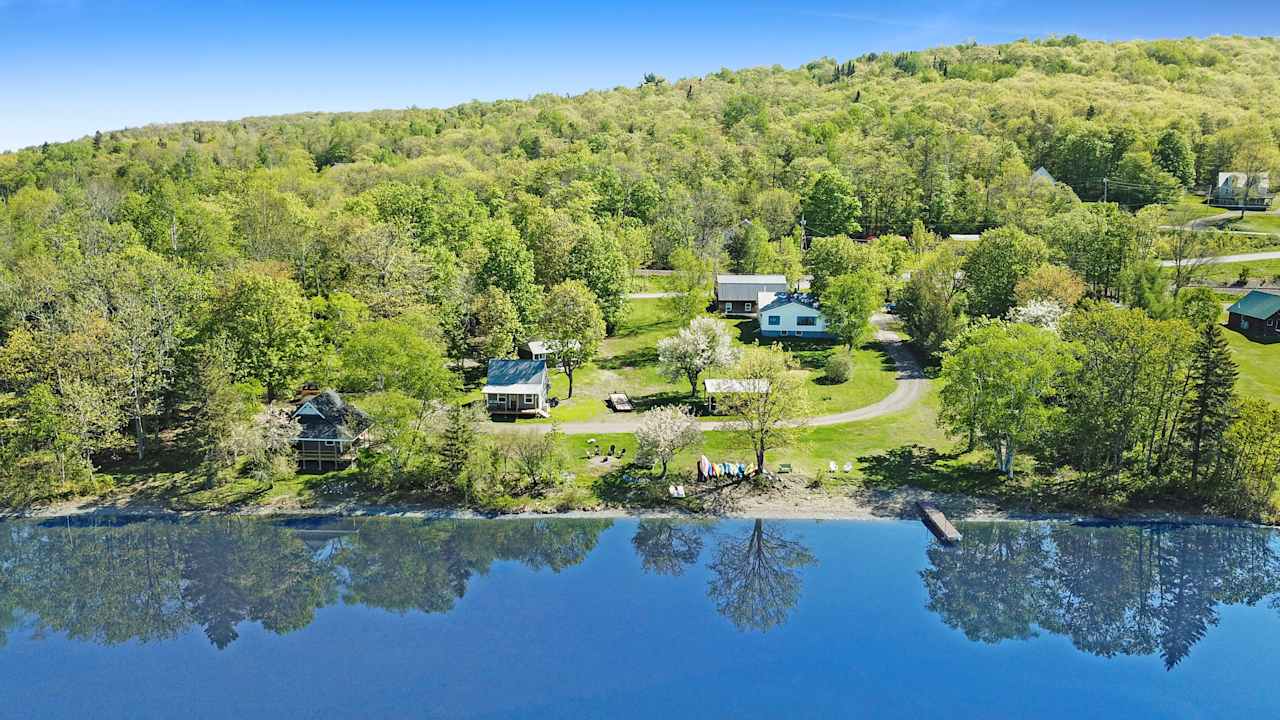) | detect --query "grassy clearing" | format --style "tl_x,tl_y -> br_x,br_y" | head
1166,193 -> 1225,221
1188,259 -> 1280,285
1225,327 -> 1280,407
1221,213 -> 1280,235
